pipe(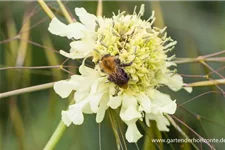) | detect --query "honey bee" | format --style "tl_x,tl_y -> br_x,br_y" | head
99,54 -> 134,89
